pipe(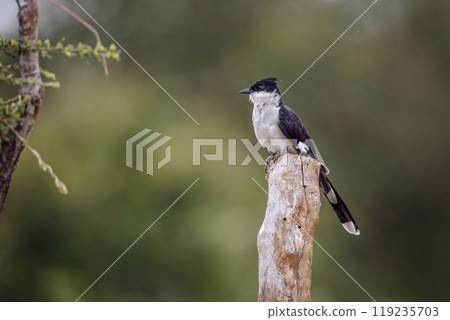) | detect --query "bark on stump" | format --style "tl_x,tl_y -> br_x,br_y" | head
257,153 -> 321,302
